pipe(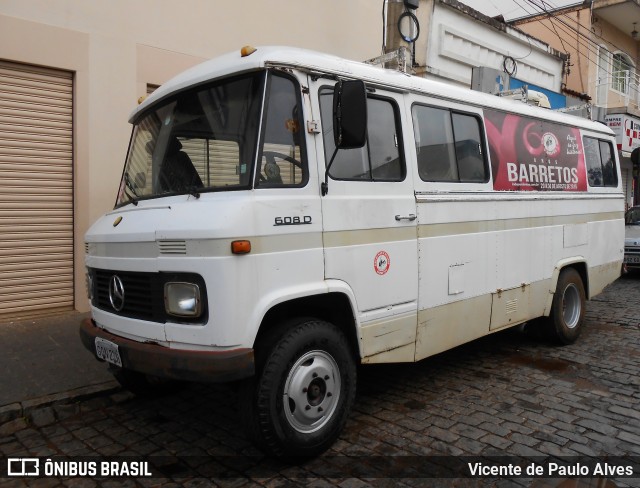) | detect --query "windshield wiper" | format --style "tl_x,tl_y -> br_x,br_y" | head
187,186 -> 201,199
123,188 -> 138,206
124,173 -> 140,205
